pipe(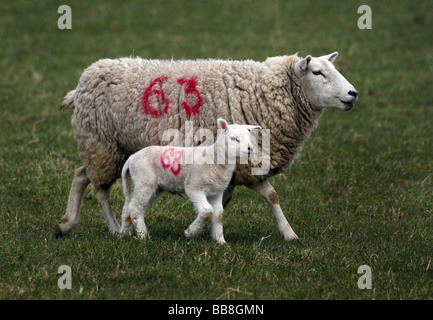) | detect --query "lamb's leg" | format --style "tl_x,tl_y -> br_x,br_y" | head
56,166 -> 90,238
121,188 -> 161,238
247,179 -> 299,242
94,185 -> 120,234
120,202 -> 133,237
127,196 -> 149,240
208,194 -> 226,244
184,192 -> 213,240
